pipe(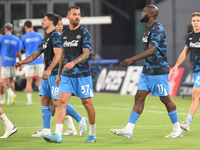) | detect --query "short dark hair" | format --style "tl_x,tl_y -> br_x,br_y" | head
24,20 -> 32,28
44,12 -> 59,26
67,6 -> 80,15
1,26 -> 5,35
57,15 -> 62,21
